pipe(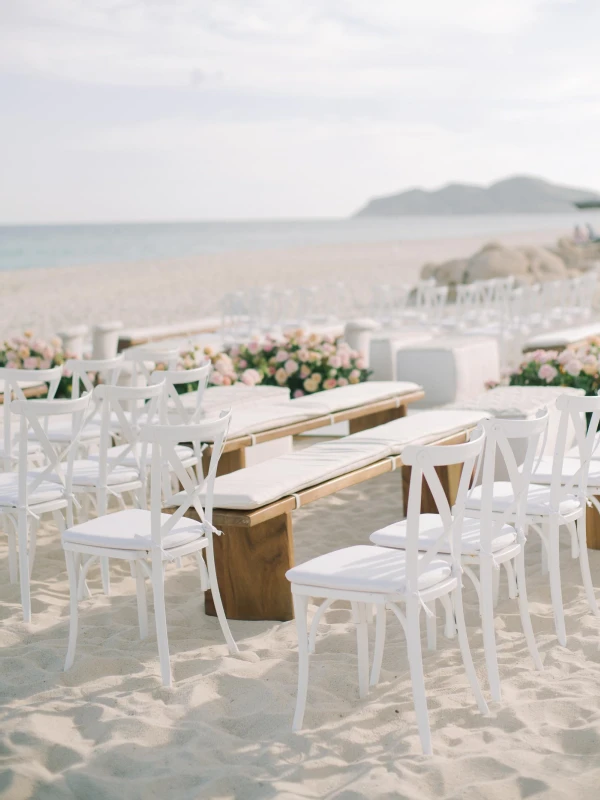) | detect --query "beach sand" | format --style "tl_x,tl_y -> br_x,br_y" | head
2,464 -> 600,799
0,229 -> 565,341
